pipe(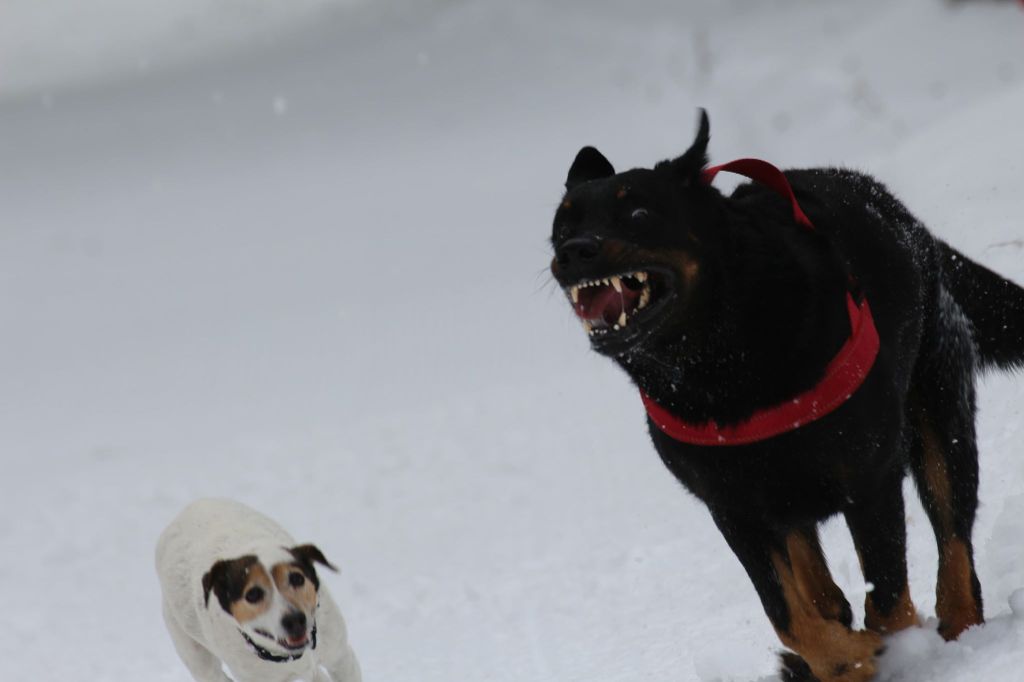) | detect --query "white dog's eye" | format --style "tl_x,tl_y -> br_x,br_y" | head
244,586 -> 265,604
289,572 -> 306,588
